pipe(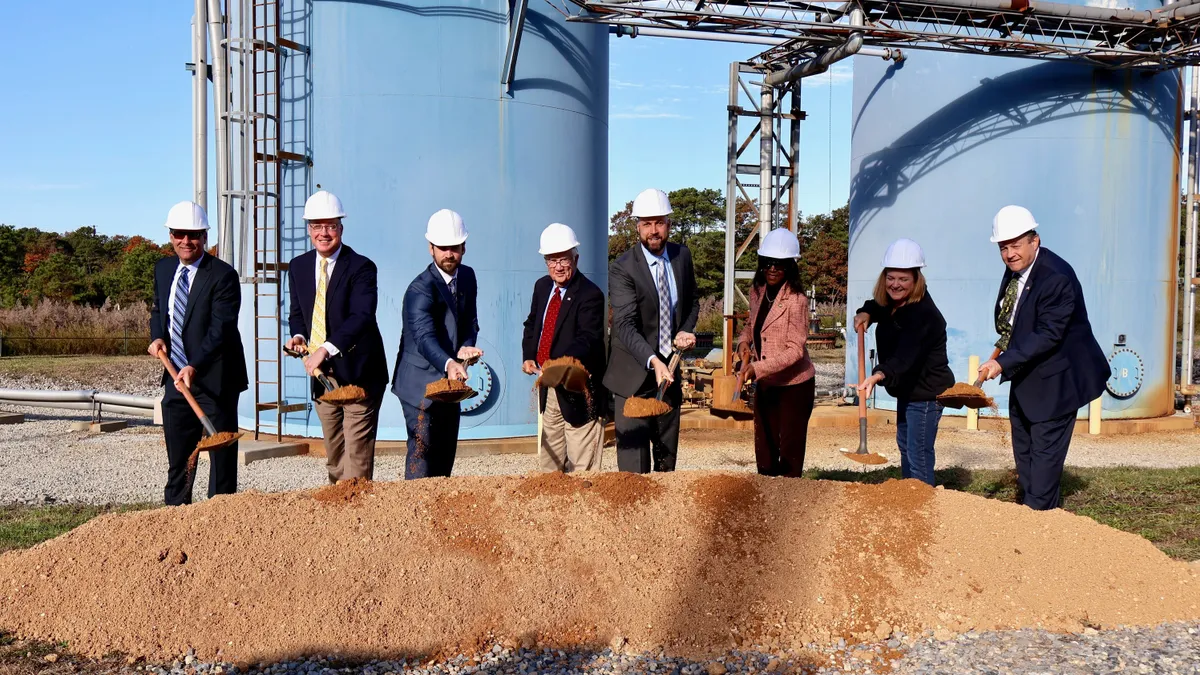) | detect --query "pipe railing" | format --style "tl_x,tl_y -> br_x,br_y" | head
0,388 -> 158,420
